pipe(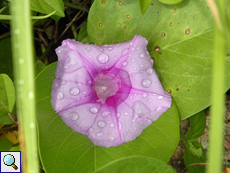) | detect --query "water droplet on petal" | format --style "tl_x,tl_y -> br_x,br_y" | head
85,47 -> 91,52
98,120 -> 106,128
131,59 -> 135,62
54,83 -> 59,88
57,92 -> 64,99
62,80 -> 67,85
125,112 -> 128,115
158,96 -> 163,100
89,128 -> 94,132
102,111 -> 110,117
110,123 -> 115,128
142,79 -> 152,88
70,112 -> 79,120
139,54 -> 144,59
117,112 -> 121,118
139,64 -> 143,68
57,49 -> 62,54
108,47 -> 112,51
119,122 -> 122,130
70,87 -> 80,96
142,93 -> 147,97
122,48 -> 128,56
122,61 -> 127,66
146,68 -> 153,75
97,54 -> 109,63
96,131 -> 103,137
136,47 -> 139,50
90,107 -> 98,114
110,136 -> 115,141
